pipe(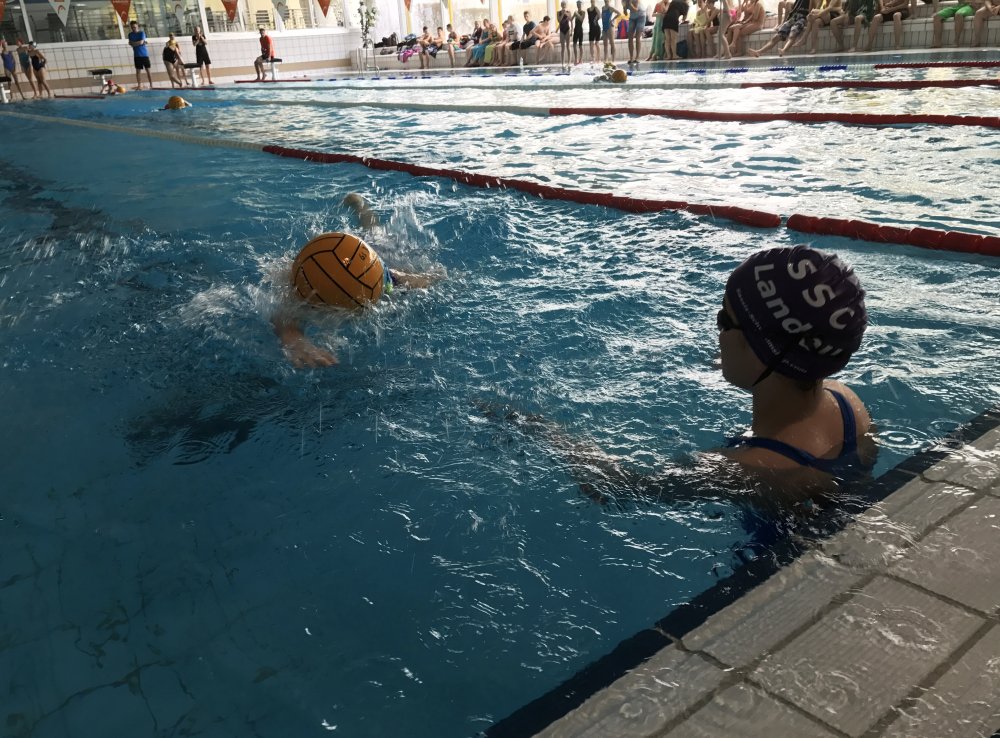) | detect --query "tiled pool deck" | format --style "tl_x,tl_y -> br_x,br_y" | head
488,410 -> 1000,738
